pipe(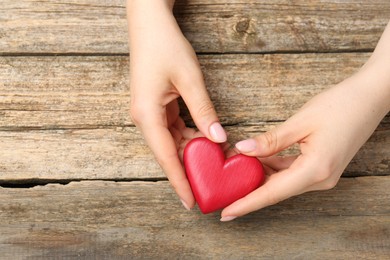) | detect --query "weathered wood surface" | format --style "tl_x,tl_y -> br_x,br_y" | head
0,126 -> 388,181
1,0 -> 389,54
0,177 -> 389,259
1,0 -> 389,258
0,53 -> 375,129
0,53 -> 388,180
0,53 -> 389,180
